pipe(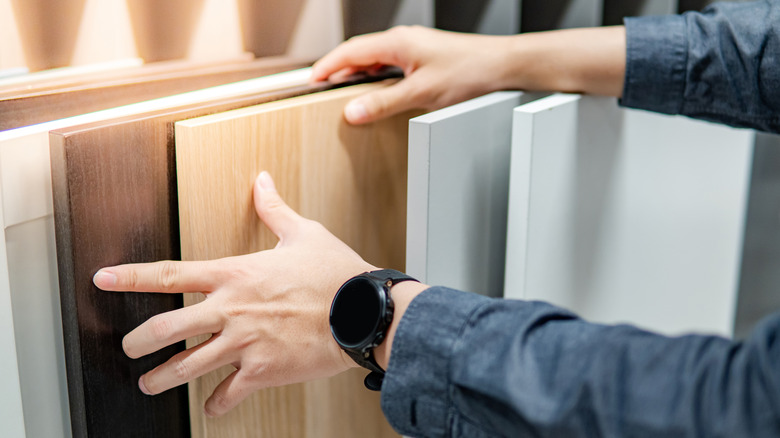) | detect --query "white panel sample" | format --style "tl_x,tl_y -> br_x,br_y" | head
6,218 -> 69,438
0,190 -> 26,438
505,94 -> 753,337
407,91 -> 542,297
